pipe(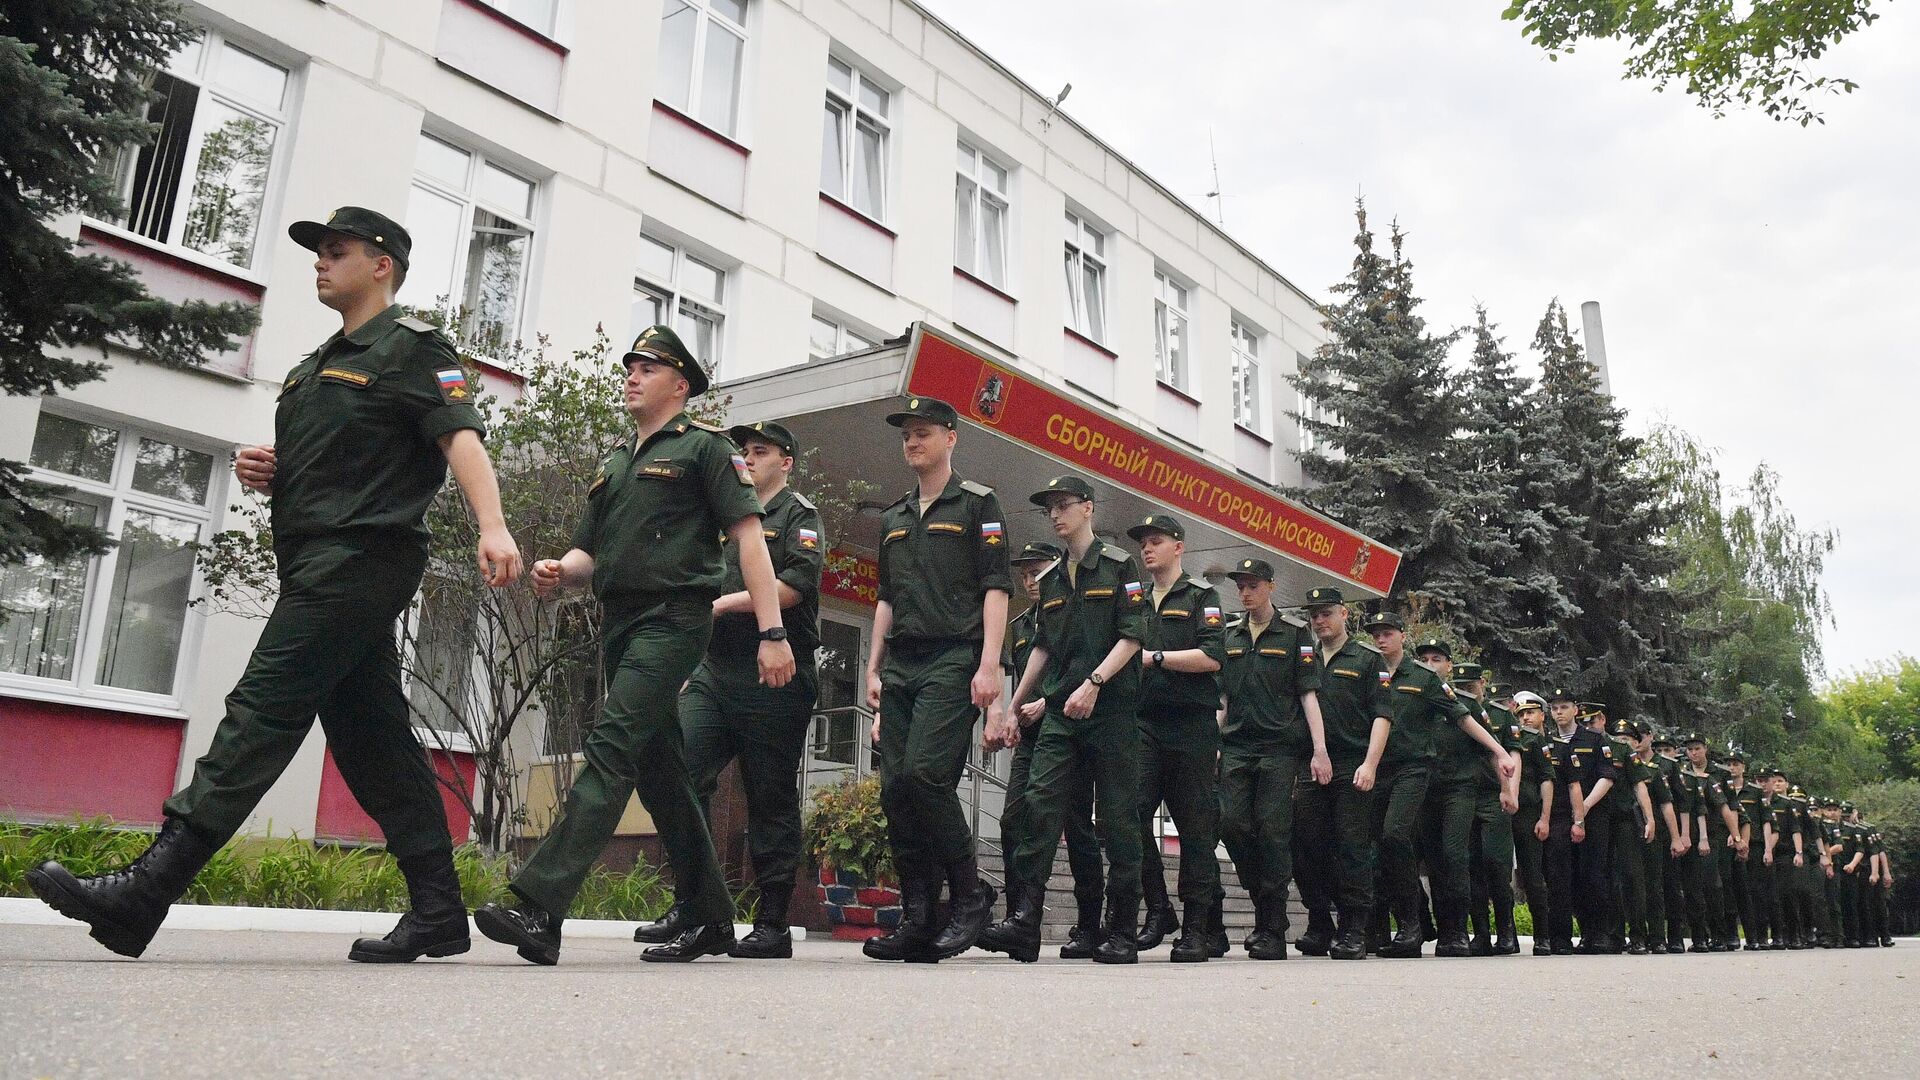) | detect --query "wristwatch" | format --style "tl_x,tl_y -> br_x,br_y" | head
1152,651 -> 1165,667
1088,672 -> 1105,687
758,626 -> 788,642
